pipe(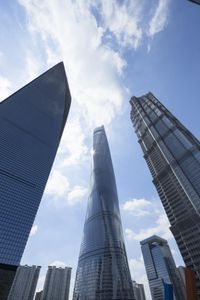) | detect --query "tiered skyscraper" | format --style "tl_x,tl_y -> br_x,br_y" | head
42,266 -> 71,300
130,92 -> 200,296
7,265 -> 40,300
0,62 -> 71,299
73,126 -> 135,299
141,235 -> 185,300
